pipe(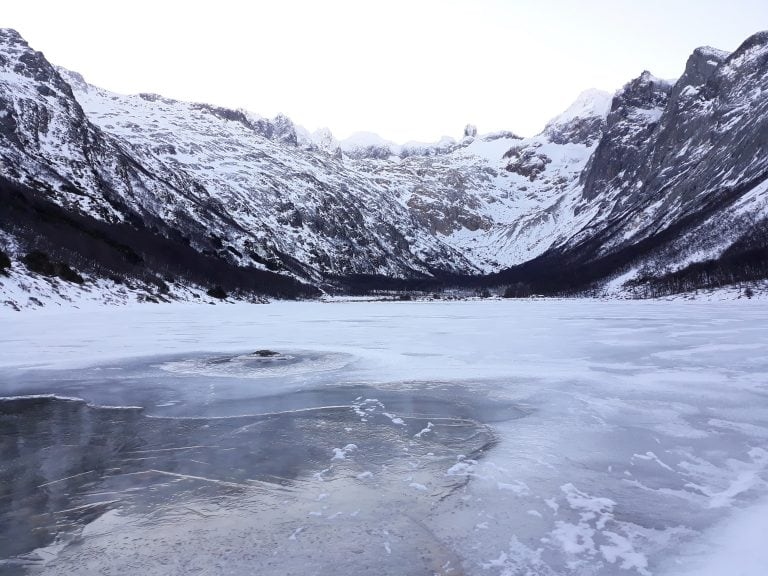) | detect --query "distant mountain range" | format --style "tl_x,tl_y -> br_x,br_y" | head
1,28 -> 767,307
